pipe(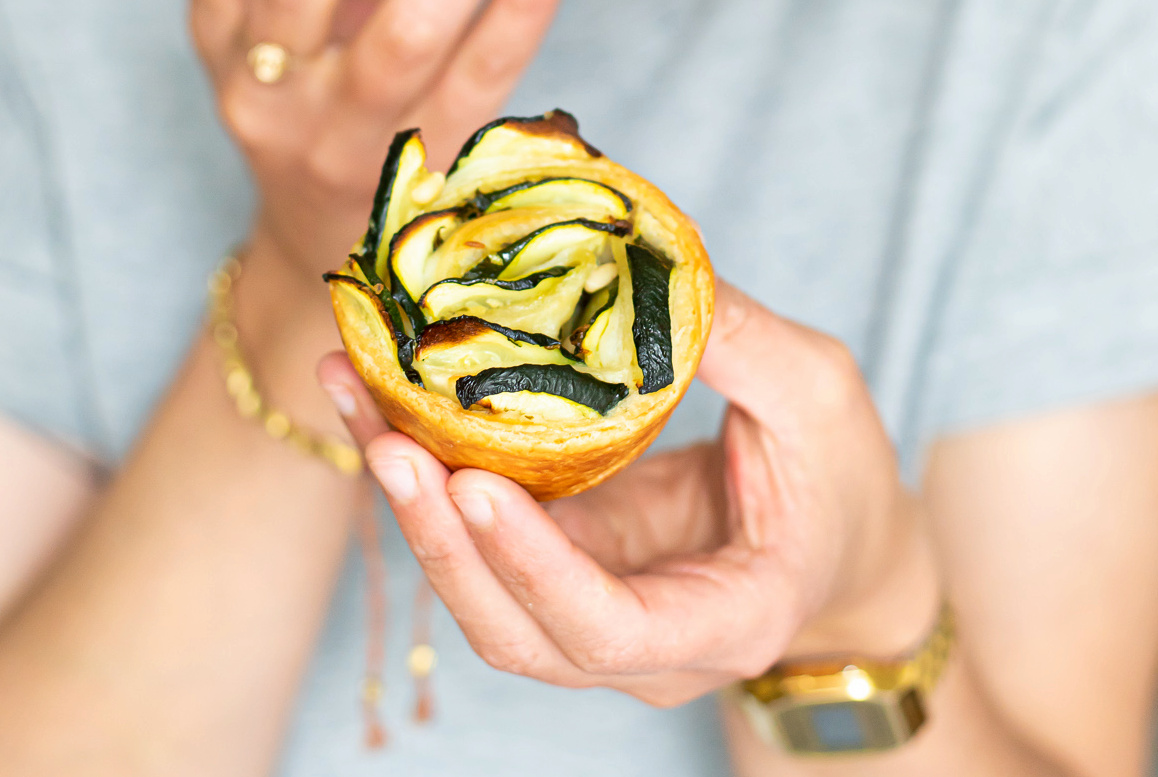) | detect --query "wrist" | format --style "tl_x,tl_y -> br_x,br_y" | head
242,223 -> 344,319
224,236 -> 348,436
251,197 -> 366,283
787,491 -> 942,660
